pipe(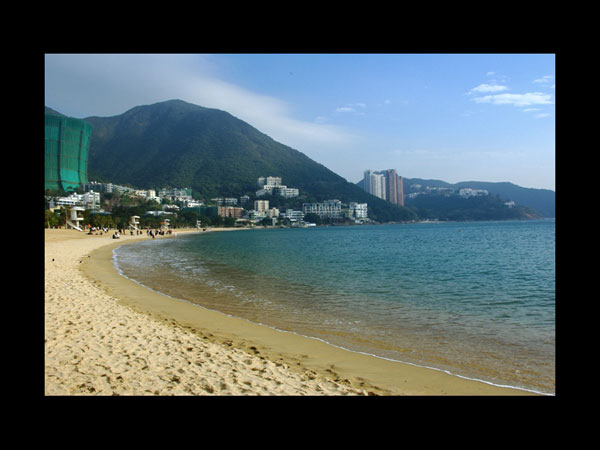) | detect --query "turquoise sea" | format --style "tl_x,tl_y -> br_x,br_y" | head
113,219 -> 555,395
